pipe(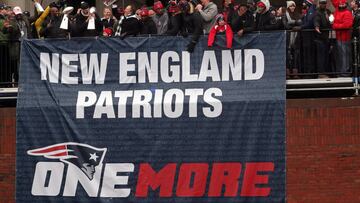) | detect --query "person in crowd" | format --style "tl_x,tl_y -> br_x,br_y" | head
332,0 -> 353,77
221,0 -> 236,24
300,0 -> 316,76
0,3 -> 10,84
13,6 -> 31,39
73,2 -> 102,37
39,3 -> 68,38
208,14 -> 233,49
152,1 -> 169,35
230,4 -> 254,37
275,6 -> 286,29
179,0 -> 203,52
254,0 -> 278,31
101,7 -> 117,30
351,0 -> 360,38
165,0 -> 183,36
314,0 -> 331,78
247,0 -> 256,15
351,0 -> 360,70
113,4 -> 141,38
194,0 -> 218,34
283,1 -> 302,79
139,7 -> 157,35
